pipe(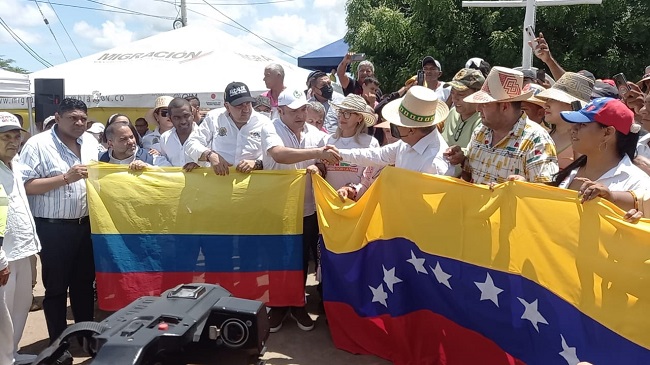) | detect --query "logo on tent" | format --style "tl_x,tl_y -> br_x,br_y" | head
96,51 -> 206,63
